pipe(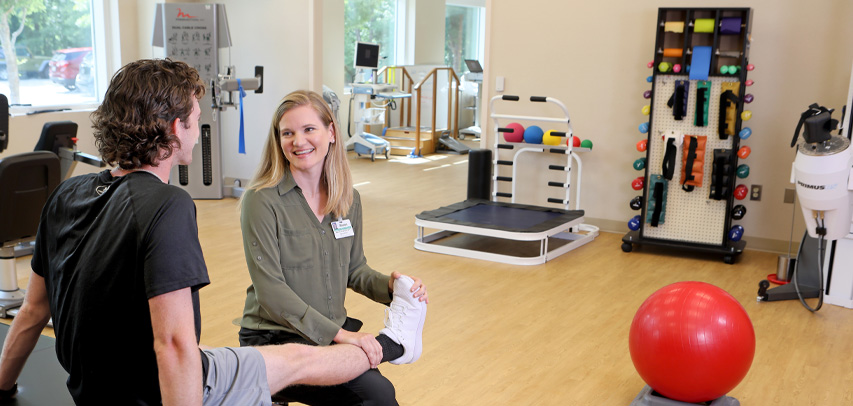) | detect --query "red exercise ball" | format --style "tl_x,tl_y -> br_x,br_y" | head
629,282 -> 755,404
504,122 -> 525,143
572,136 -> 581,147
